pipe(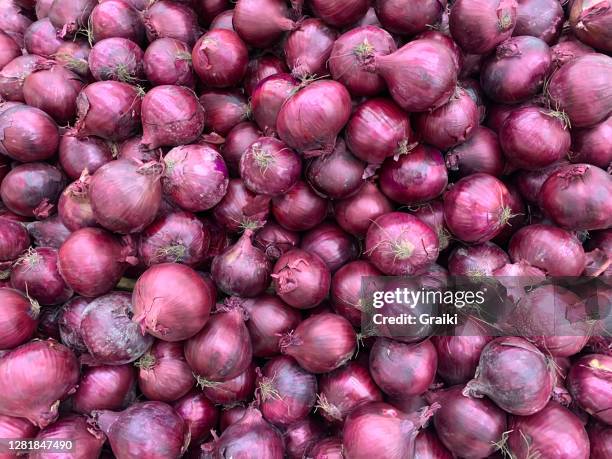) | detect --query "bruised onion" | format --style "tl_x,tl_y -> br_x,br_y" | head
0,105 -> 60,162
333,182 -> 393,238
142,0 -> 201,46
251,73 -> 298,133
284,18 -> 336,77
143,38 -> 194,87
232,0 -> 296,48
446,126 -> 505,177
0,288 -> 39,350
71,364 -> 136,413
271,181 -> 327,232
89,0 -> 145,44
567,354 -> 612,425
